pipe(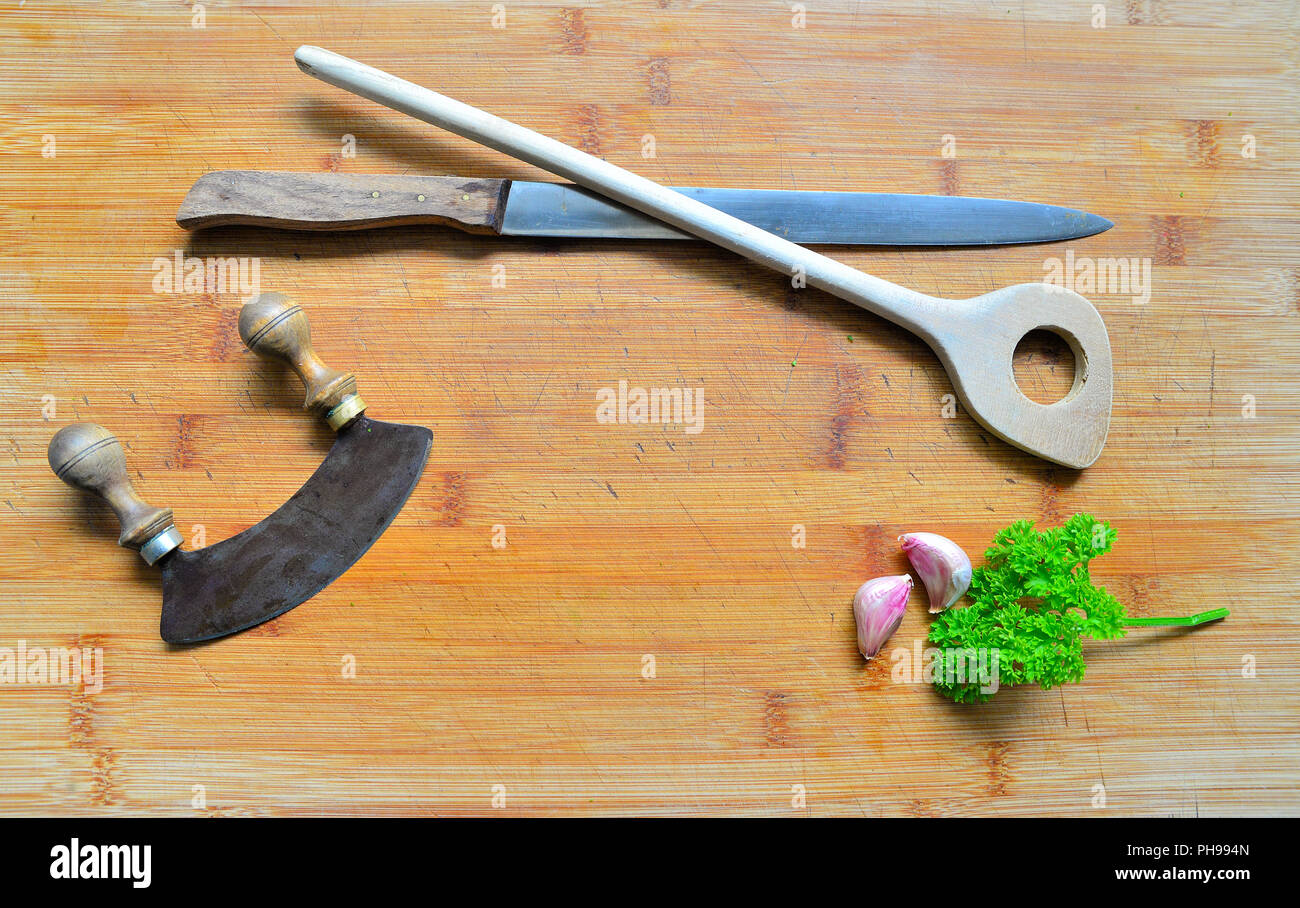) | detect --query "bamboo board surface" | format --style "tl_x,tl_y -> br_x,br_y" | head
1,0 -> 1297,816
